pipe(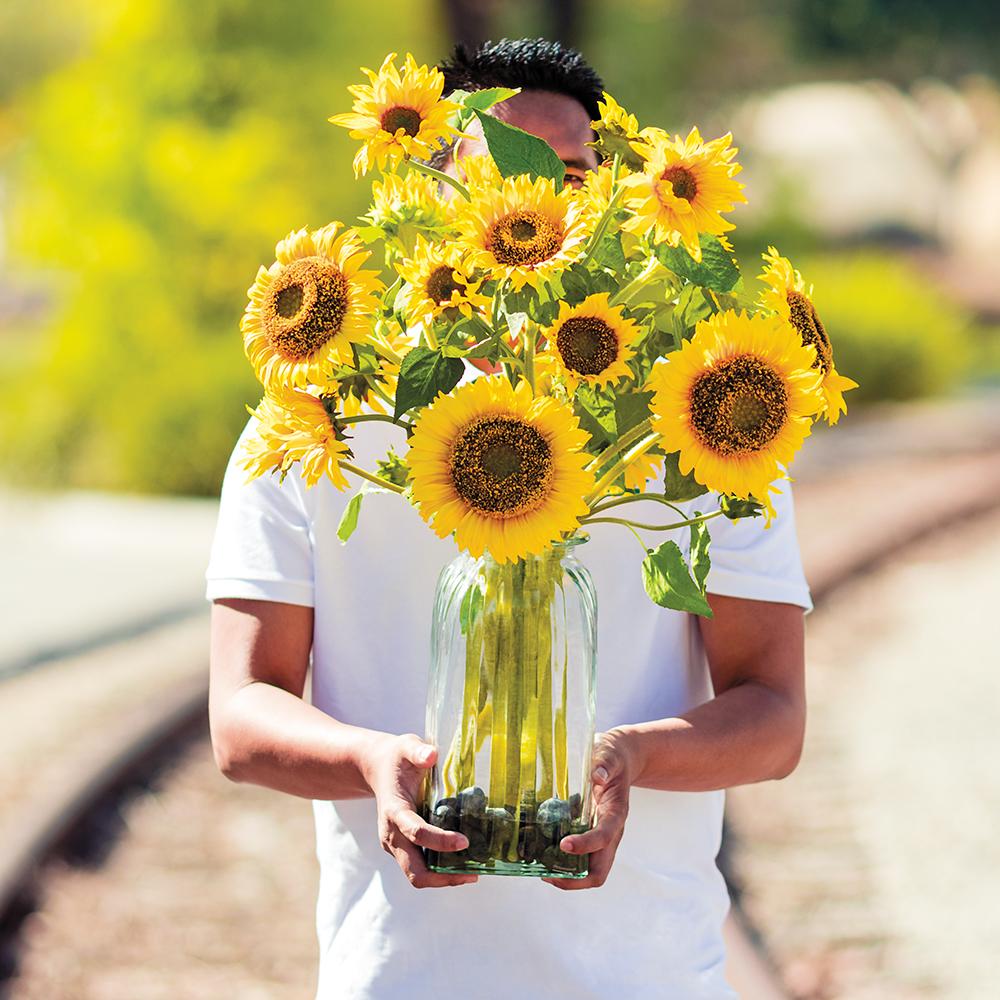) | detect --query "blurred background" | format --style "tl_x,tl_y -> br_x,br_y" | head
1,2 -> 998,998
